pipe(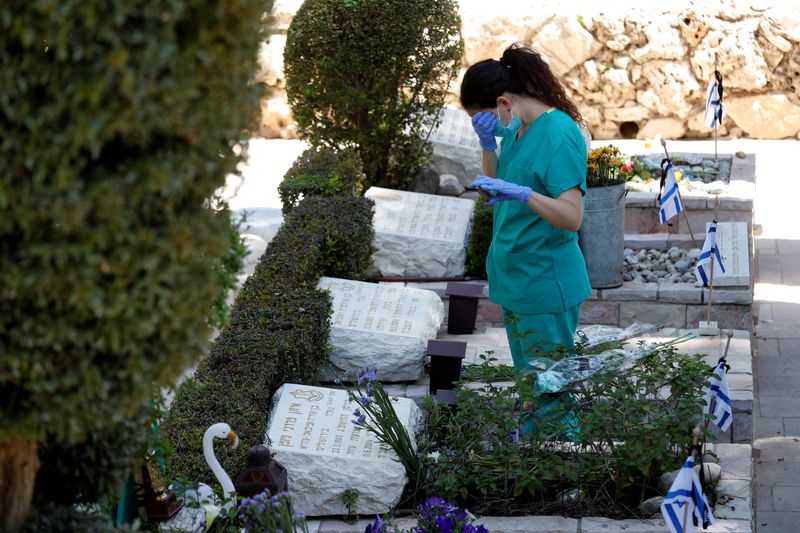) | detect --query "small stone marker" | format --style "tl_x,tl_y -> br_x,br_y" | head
711,222 -> 750,287
266,383 -> 422,516
317,277 -> 444,382
365,187 -> 474,277
427,108 -> 483,191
